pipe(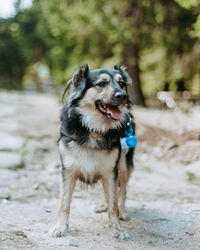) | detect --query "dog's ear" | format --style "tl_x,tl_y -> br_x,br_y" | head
114,64 -> 132,85
73,64 -> 89,88
114,64 -> 121,71
62,79 -> 73,103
